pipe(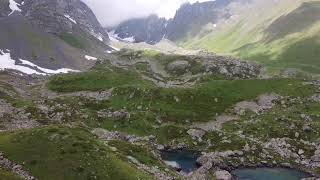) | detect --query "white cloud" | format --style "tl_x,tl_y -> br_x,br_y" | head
82,0 -> 213,27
